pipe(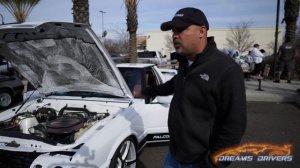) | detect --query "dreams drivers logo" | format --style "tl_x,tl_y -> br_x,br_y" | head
212,143 -> 293,164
